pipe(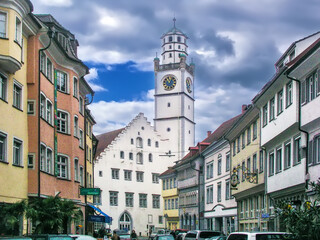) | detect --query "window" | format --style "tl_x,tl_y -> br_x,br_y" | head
135,172 -> 144,185
263,104 -> 268,126
79,96 -> 84,114
136,137 -> 143,148
269,152 -> 275,176
57,110 -> 69,134
247,157 -> 251,173
0,73 -> 7,101
241,132 -> 245,149
218,155 -> 222,175
124,170 -> 132,181
242,161 -> 246,181
0,132 -> 7,162
13,81 -> 22,109
169,36 -> 172,42
129,152 -> 133,160
232,141 -> 236,156
0,12 -> 7,38
170,179 -> 173,188
253,121 -> 257,140
56,70 -> 68,93
79,129 -> 83,148
137,152 -> 143,164
247,126 -> 251,144
40,52 -> 46,73
165,199 -> 167,210
13,138 -> 22,166
58,33 -> 66,49
46,100 -> 52,124
139,193 -> 147,208
259,150 -> 264,172
46,148 -> 52,174
74,116 -> 78,137
153,195 -> 160,208
46,58 -> 53,81
110,191 -> 118,206
314,136 -> 320,164
269,98 -> 275,121
226,152 -> 230,171
152,173 -> 159,183
28,154 -> 34,168
73,77 -> 78,97
276,148 -> 282,173
40,144 -> 46,171
206,185 -> 213,203
74,158 -> 79,181
126,193 -> 134,207
57,155 -> 68,179
237,137 -> 240,153
80,166 -> 84,186
177,36 -> 181,42
253,154 -> 257,173
277,90 -> 283,114
206,162 -> 213,179
120,151 -> 124,159
250,198 -> 254,218
148,153 -> 153,162
99,171 -> 103,177
112,169 -> 119,179
225,179 -> 230,200
286,81 -> 293,107
15,17 -> 22,44
155,141 -> 159,148
131,138 -> 134,144
284,142 -> 291,169
27,100 -> 35,115
175,198 -> 178,209
293,136 -> 301,164
217,182 -> 222,202
174,177 -> 177,187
